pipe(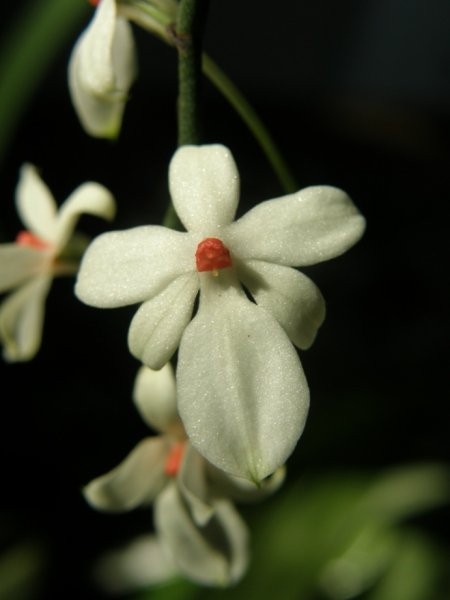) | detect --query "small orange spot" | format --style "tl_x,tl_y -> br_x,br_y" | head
195,238 -> 232,273
164,442 -> 185,477
16,230 -> 51,250
88,0 -> 100,6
